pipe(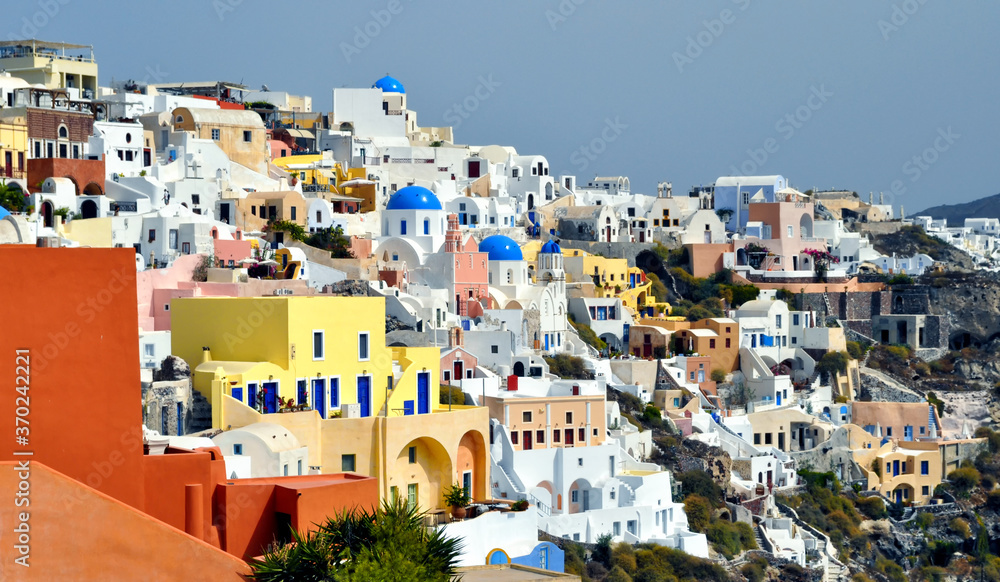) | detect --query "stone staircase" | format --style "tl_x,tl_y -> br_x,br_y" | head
190,389 -> 213,433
